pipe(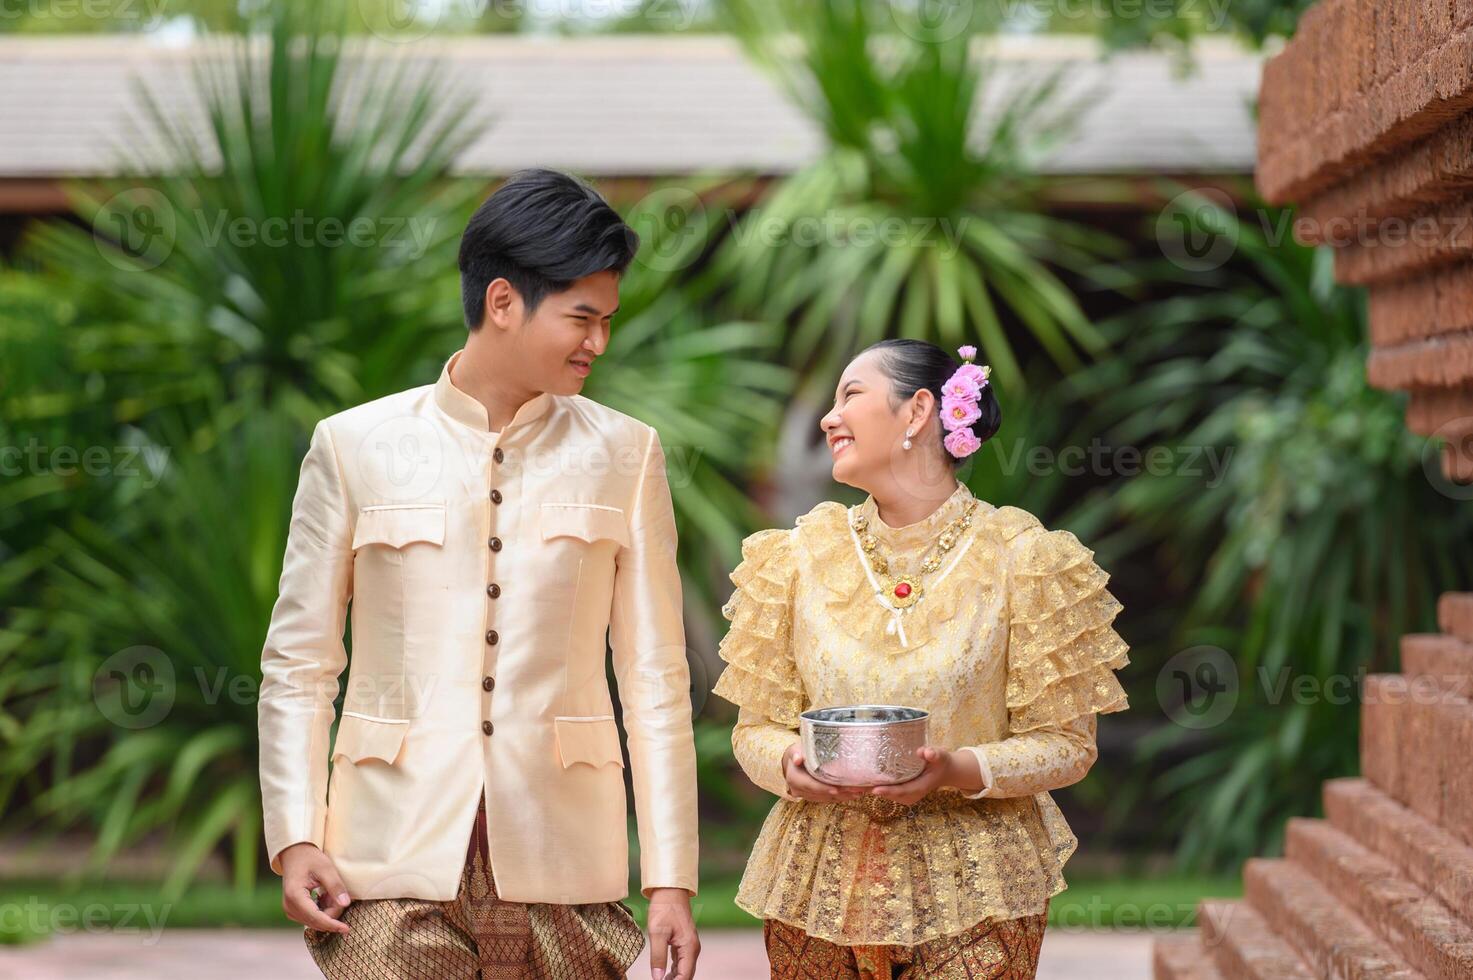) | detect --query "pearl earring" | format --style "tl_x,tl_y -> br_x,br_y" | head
902,428 -> 913,450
